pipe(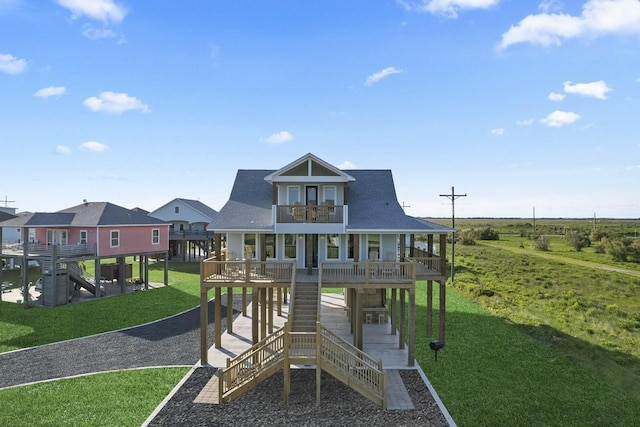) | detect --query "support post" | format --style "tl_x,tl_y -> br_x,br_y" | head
200,285 -> 209,364
227,287 -> 233,334
408,288 -> 415,366
260,288 -> 267,340
399,289 -> 405,349
252,287 -> 259,344
268,287 -> 274,334
214,287 -> 222,348
390,288 -> 397,335
439,280 -> 446,344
